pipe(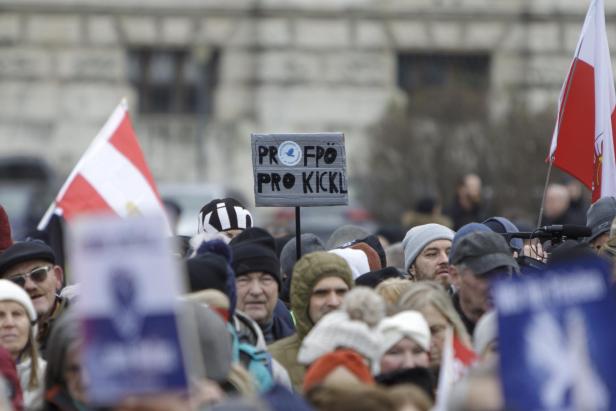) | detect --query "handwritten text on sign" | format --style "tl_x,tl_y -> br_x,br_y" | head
252,133 -> 348,207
